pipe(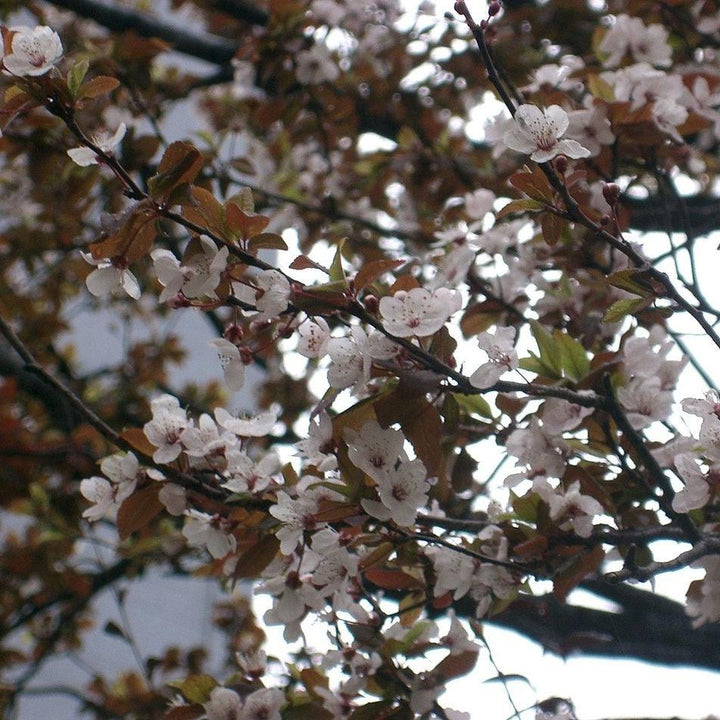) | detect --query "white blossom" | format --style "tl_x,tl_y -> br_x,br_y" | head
379,287 -> 462,337
503,105 -> 590,162
143,395 -> 189,464
470,326 -> 519,388
210,338 -> 246,391
599,14 -> 672,68
255,269 -> 291,320
672,454 -> 714,513
82,252 -> 140,300
3,25 -> 62,76
204,687 -> 242,720
67,124 -> 126,167
297,317 -> 330,358
295,43 -> 340,85
182,510 -> 237,559
214,406 -> 277,437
